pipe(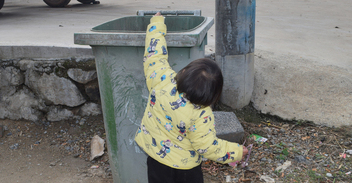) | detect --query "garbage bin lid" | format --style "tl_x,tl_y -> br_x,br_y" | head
74,16 -> 214,47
